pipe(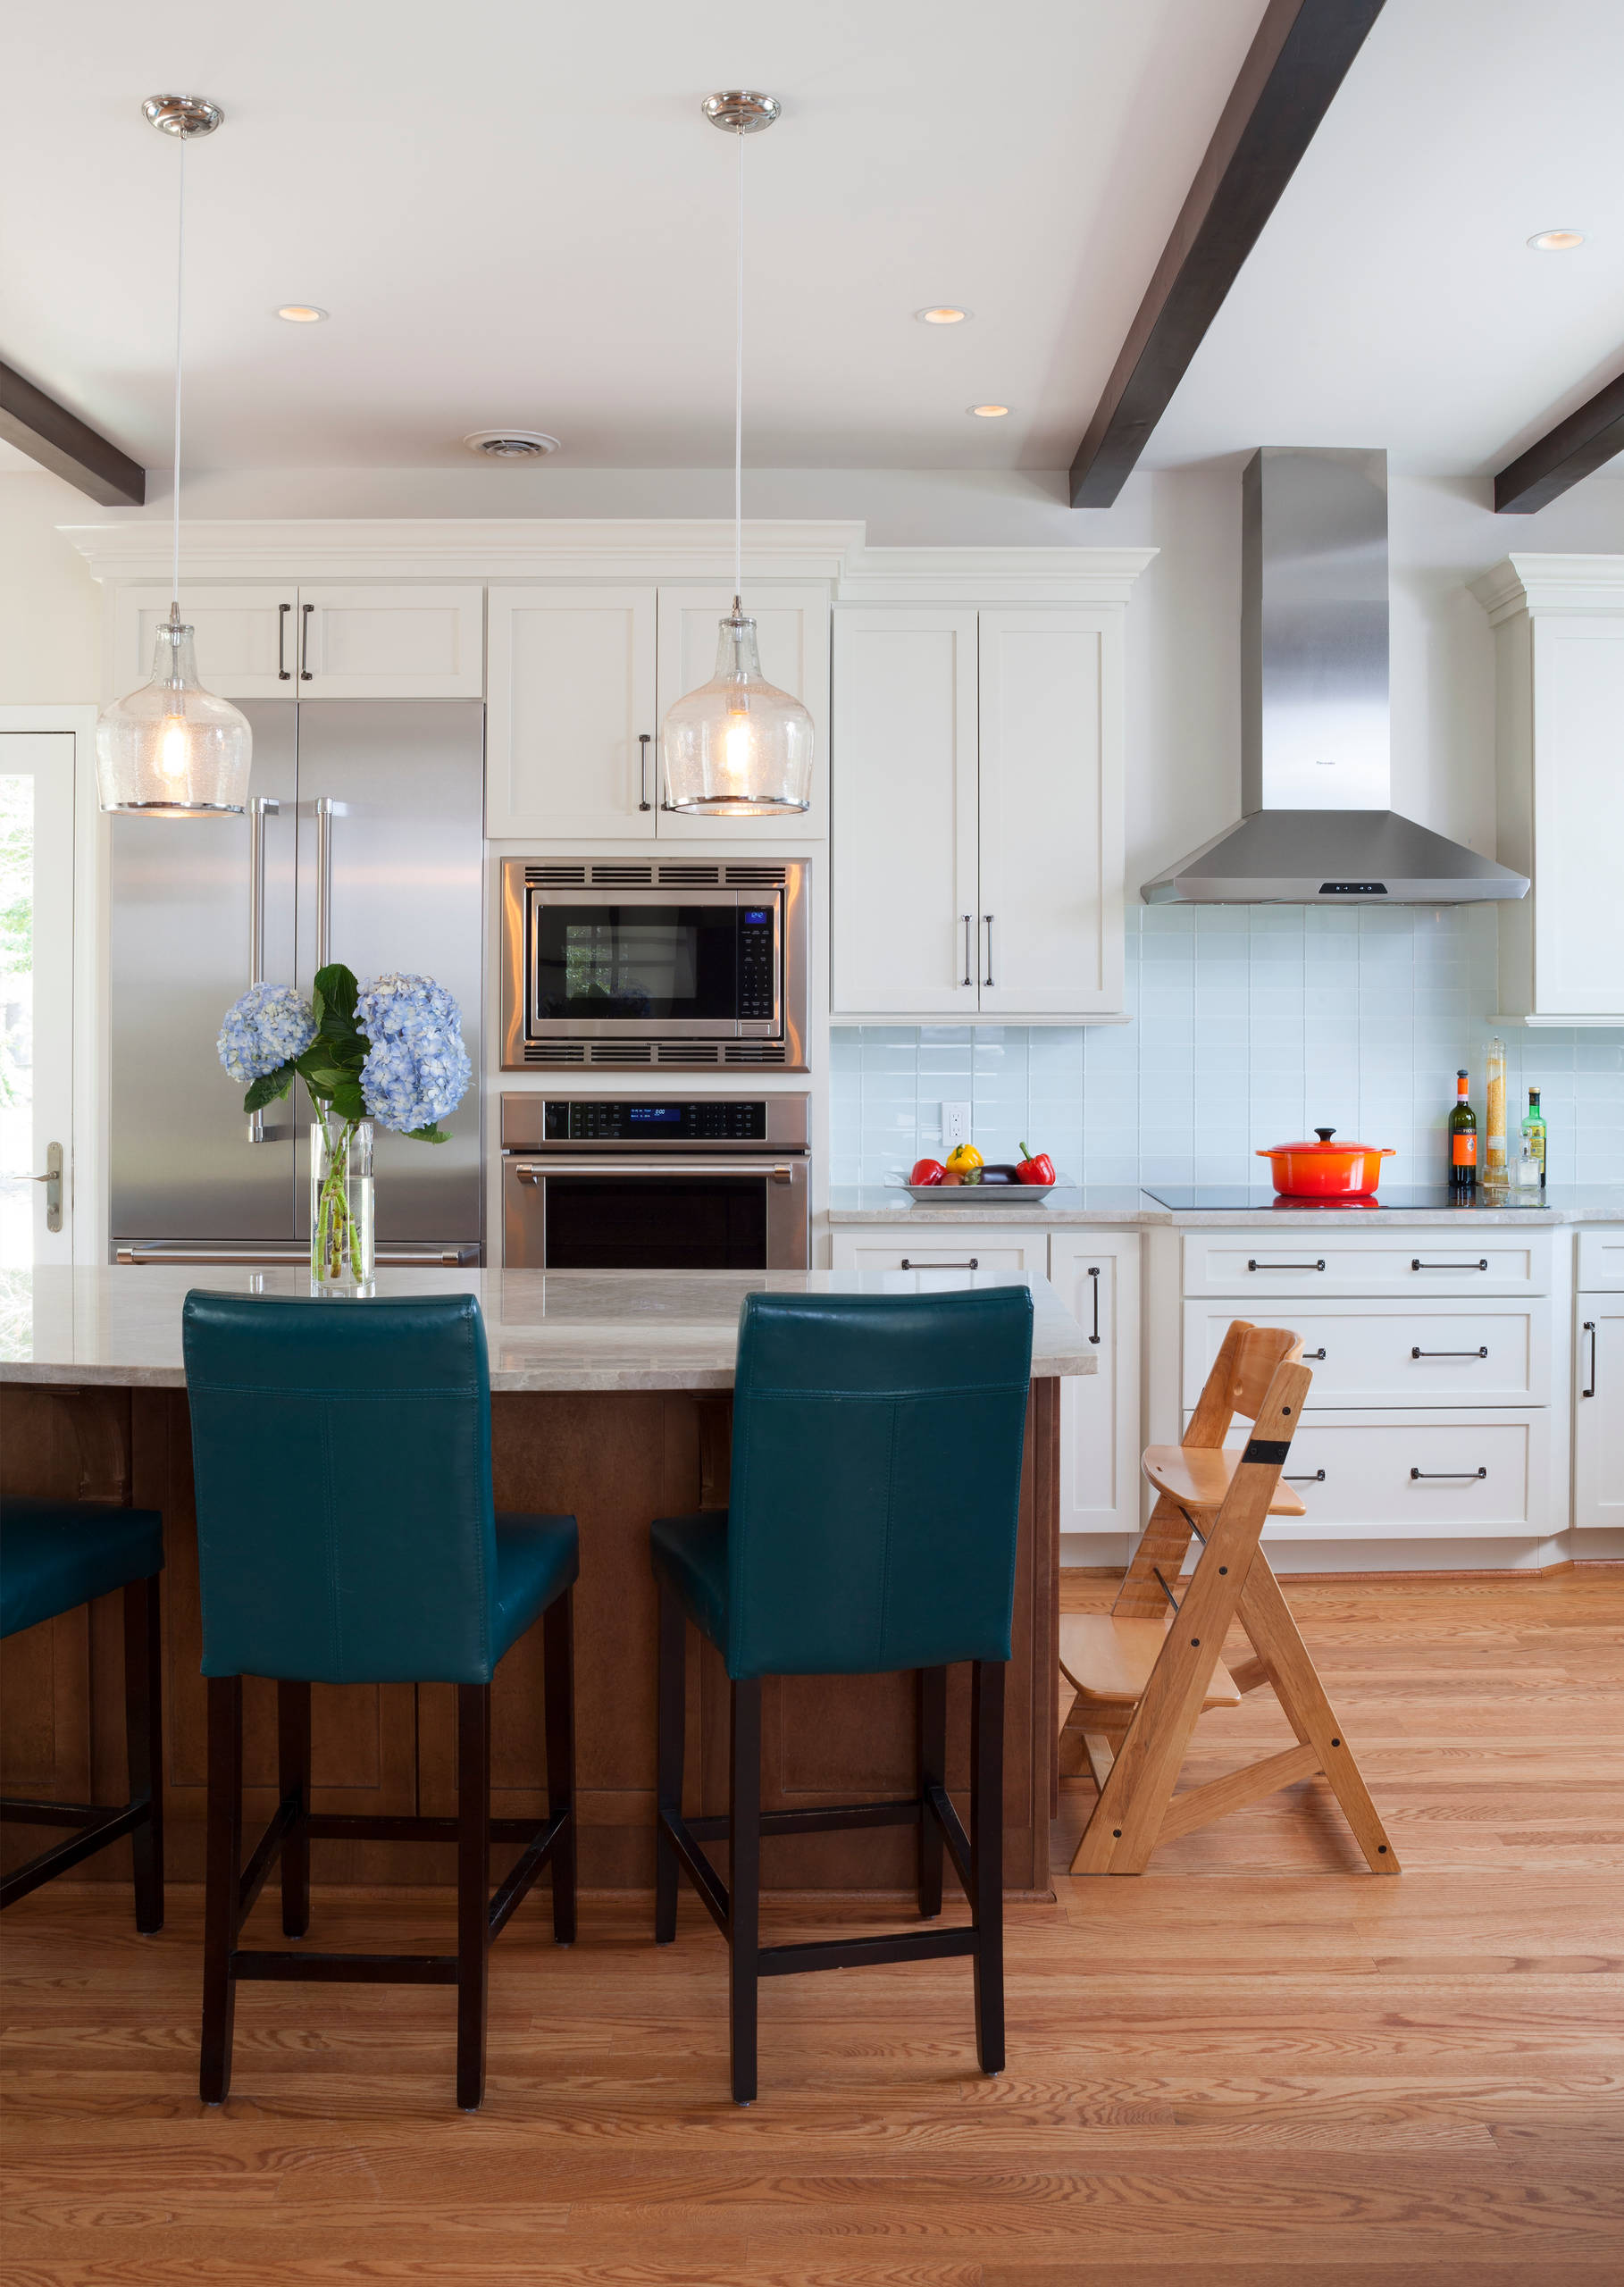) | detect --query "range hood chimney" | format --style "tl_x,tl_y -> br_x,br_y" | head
1141,448 -> 1529,905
